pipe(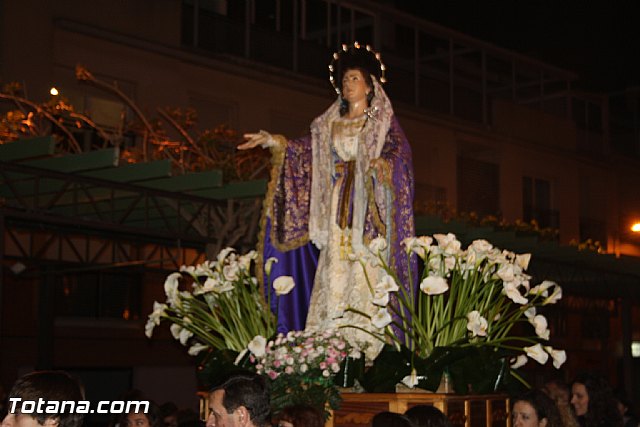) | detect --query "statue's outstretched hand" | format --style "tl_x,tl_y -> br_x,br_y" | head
239,130 -> 273,150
